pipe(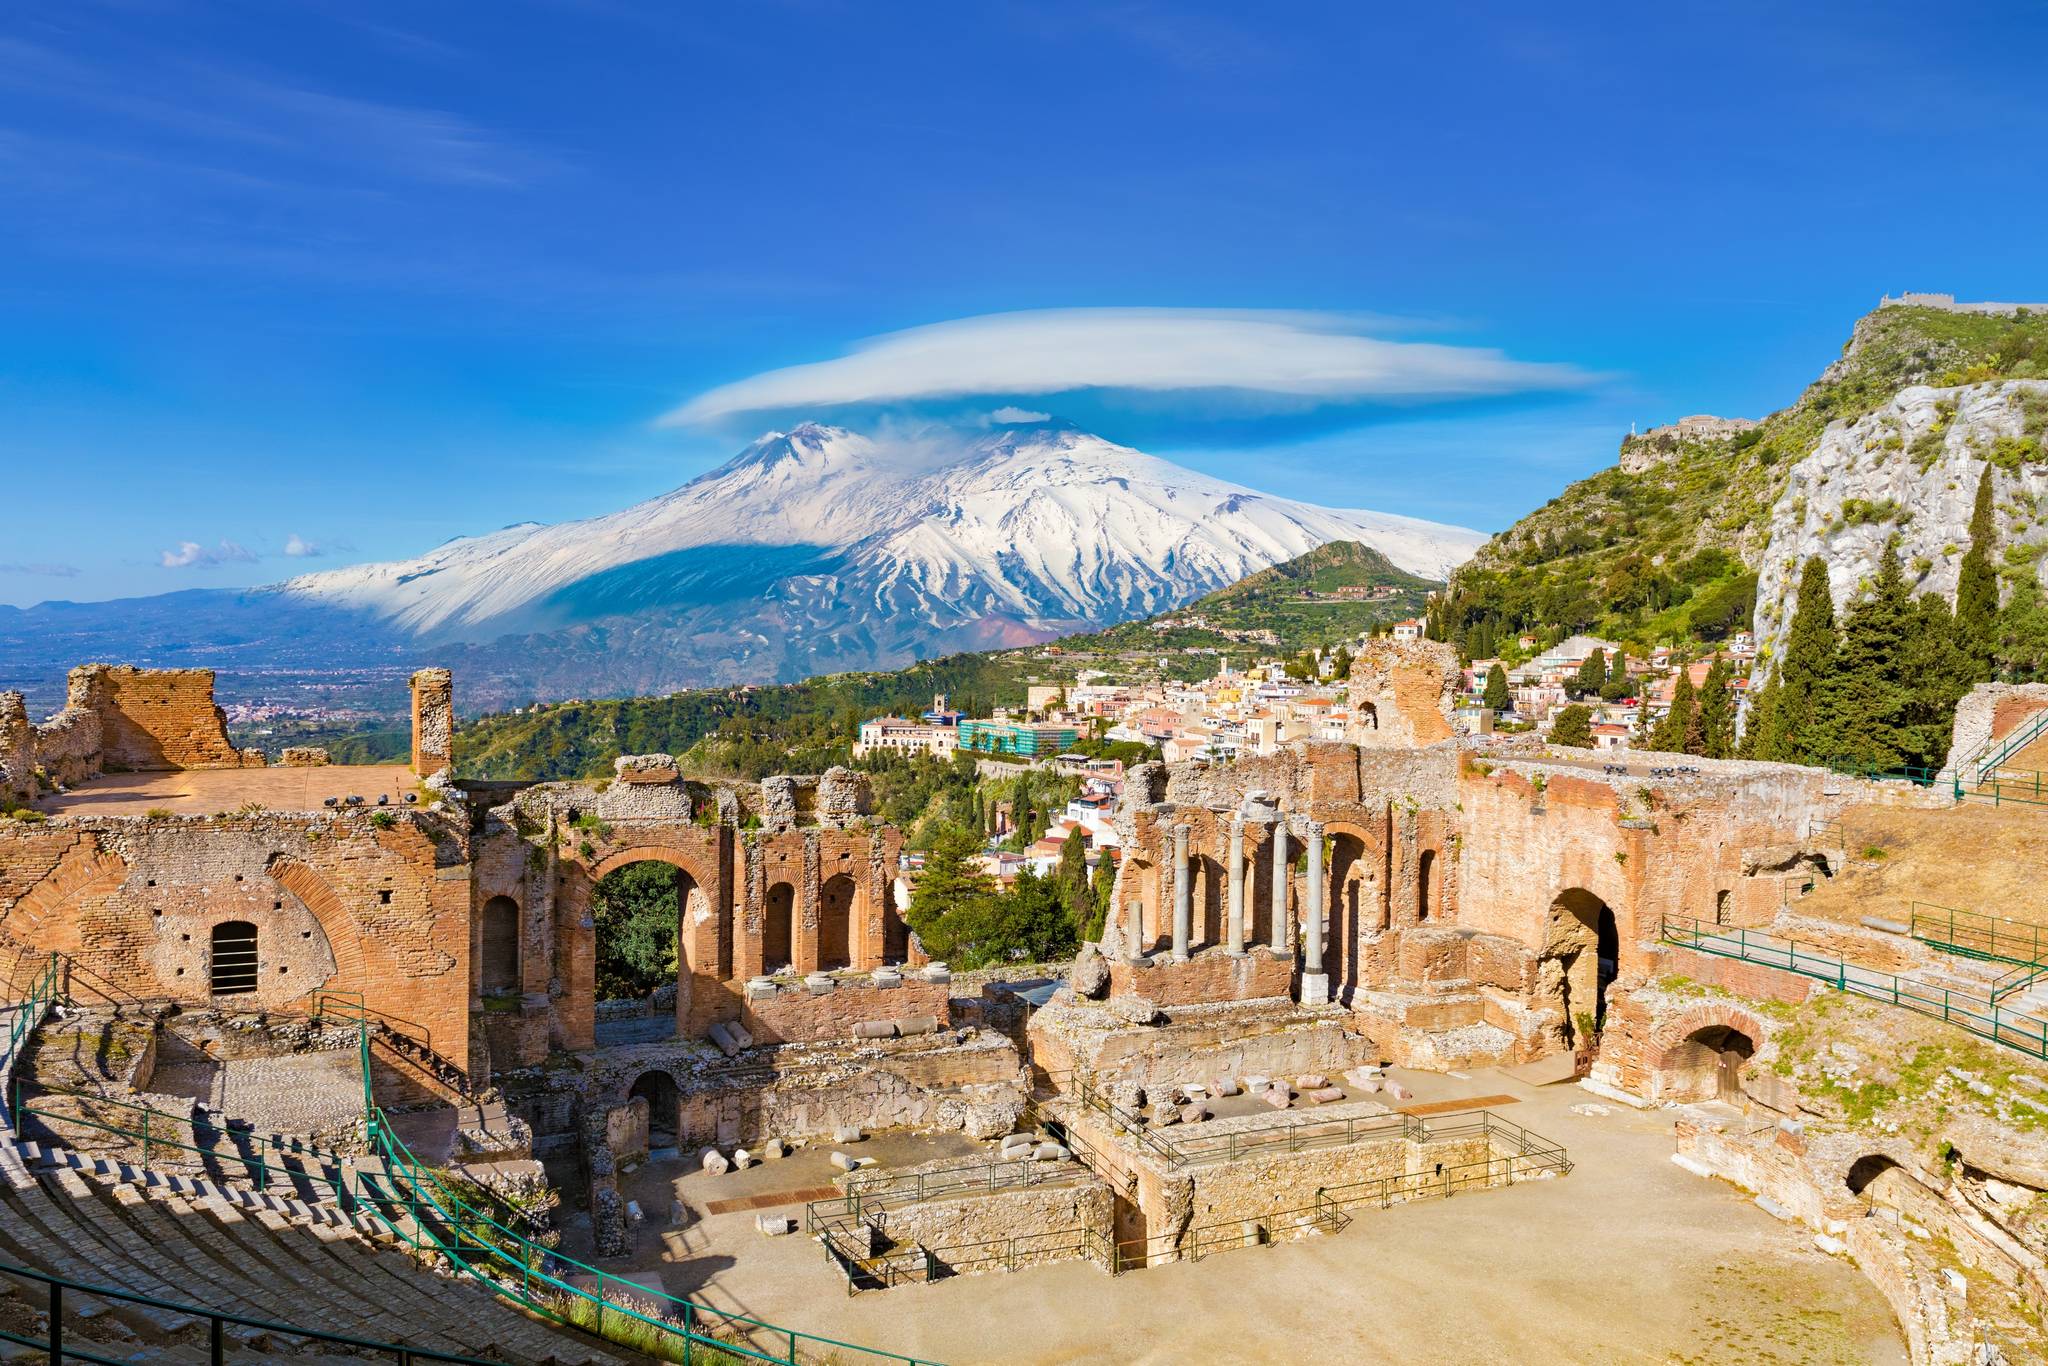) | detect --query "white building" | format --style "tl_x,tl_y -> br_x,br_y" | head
852,716 -> 959,759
